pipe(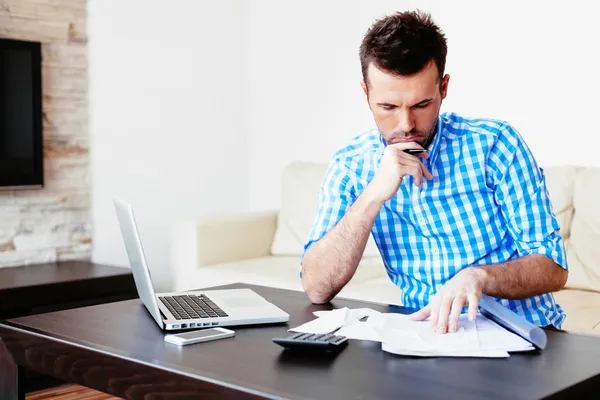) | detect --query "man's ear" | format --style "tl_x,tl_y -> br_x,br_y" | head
440,74 -> 450,100
360,79 -> 368,96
